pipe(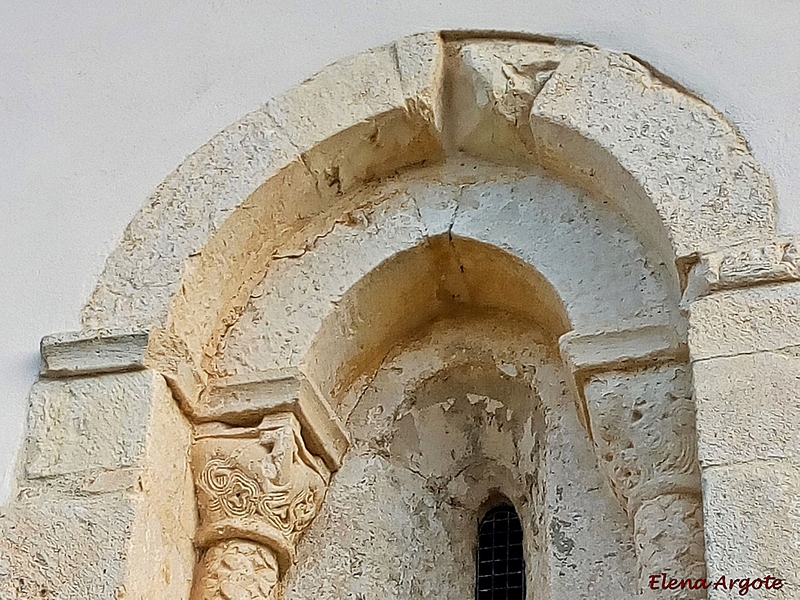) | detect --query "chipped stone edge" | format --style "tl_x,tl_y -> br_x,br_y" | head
195,368 -> 349,471
558,325 -> 688,432
40,330 -> 150,378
